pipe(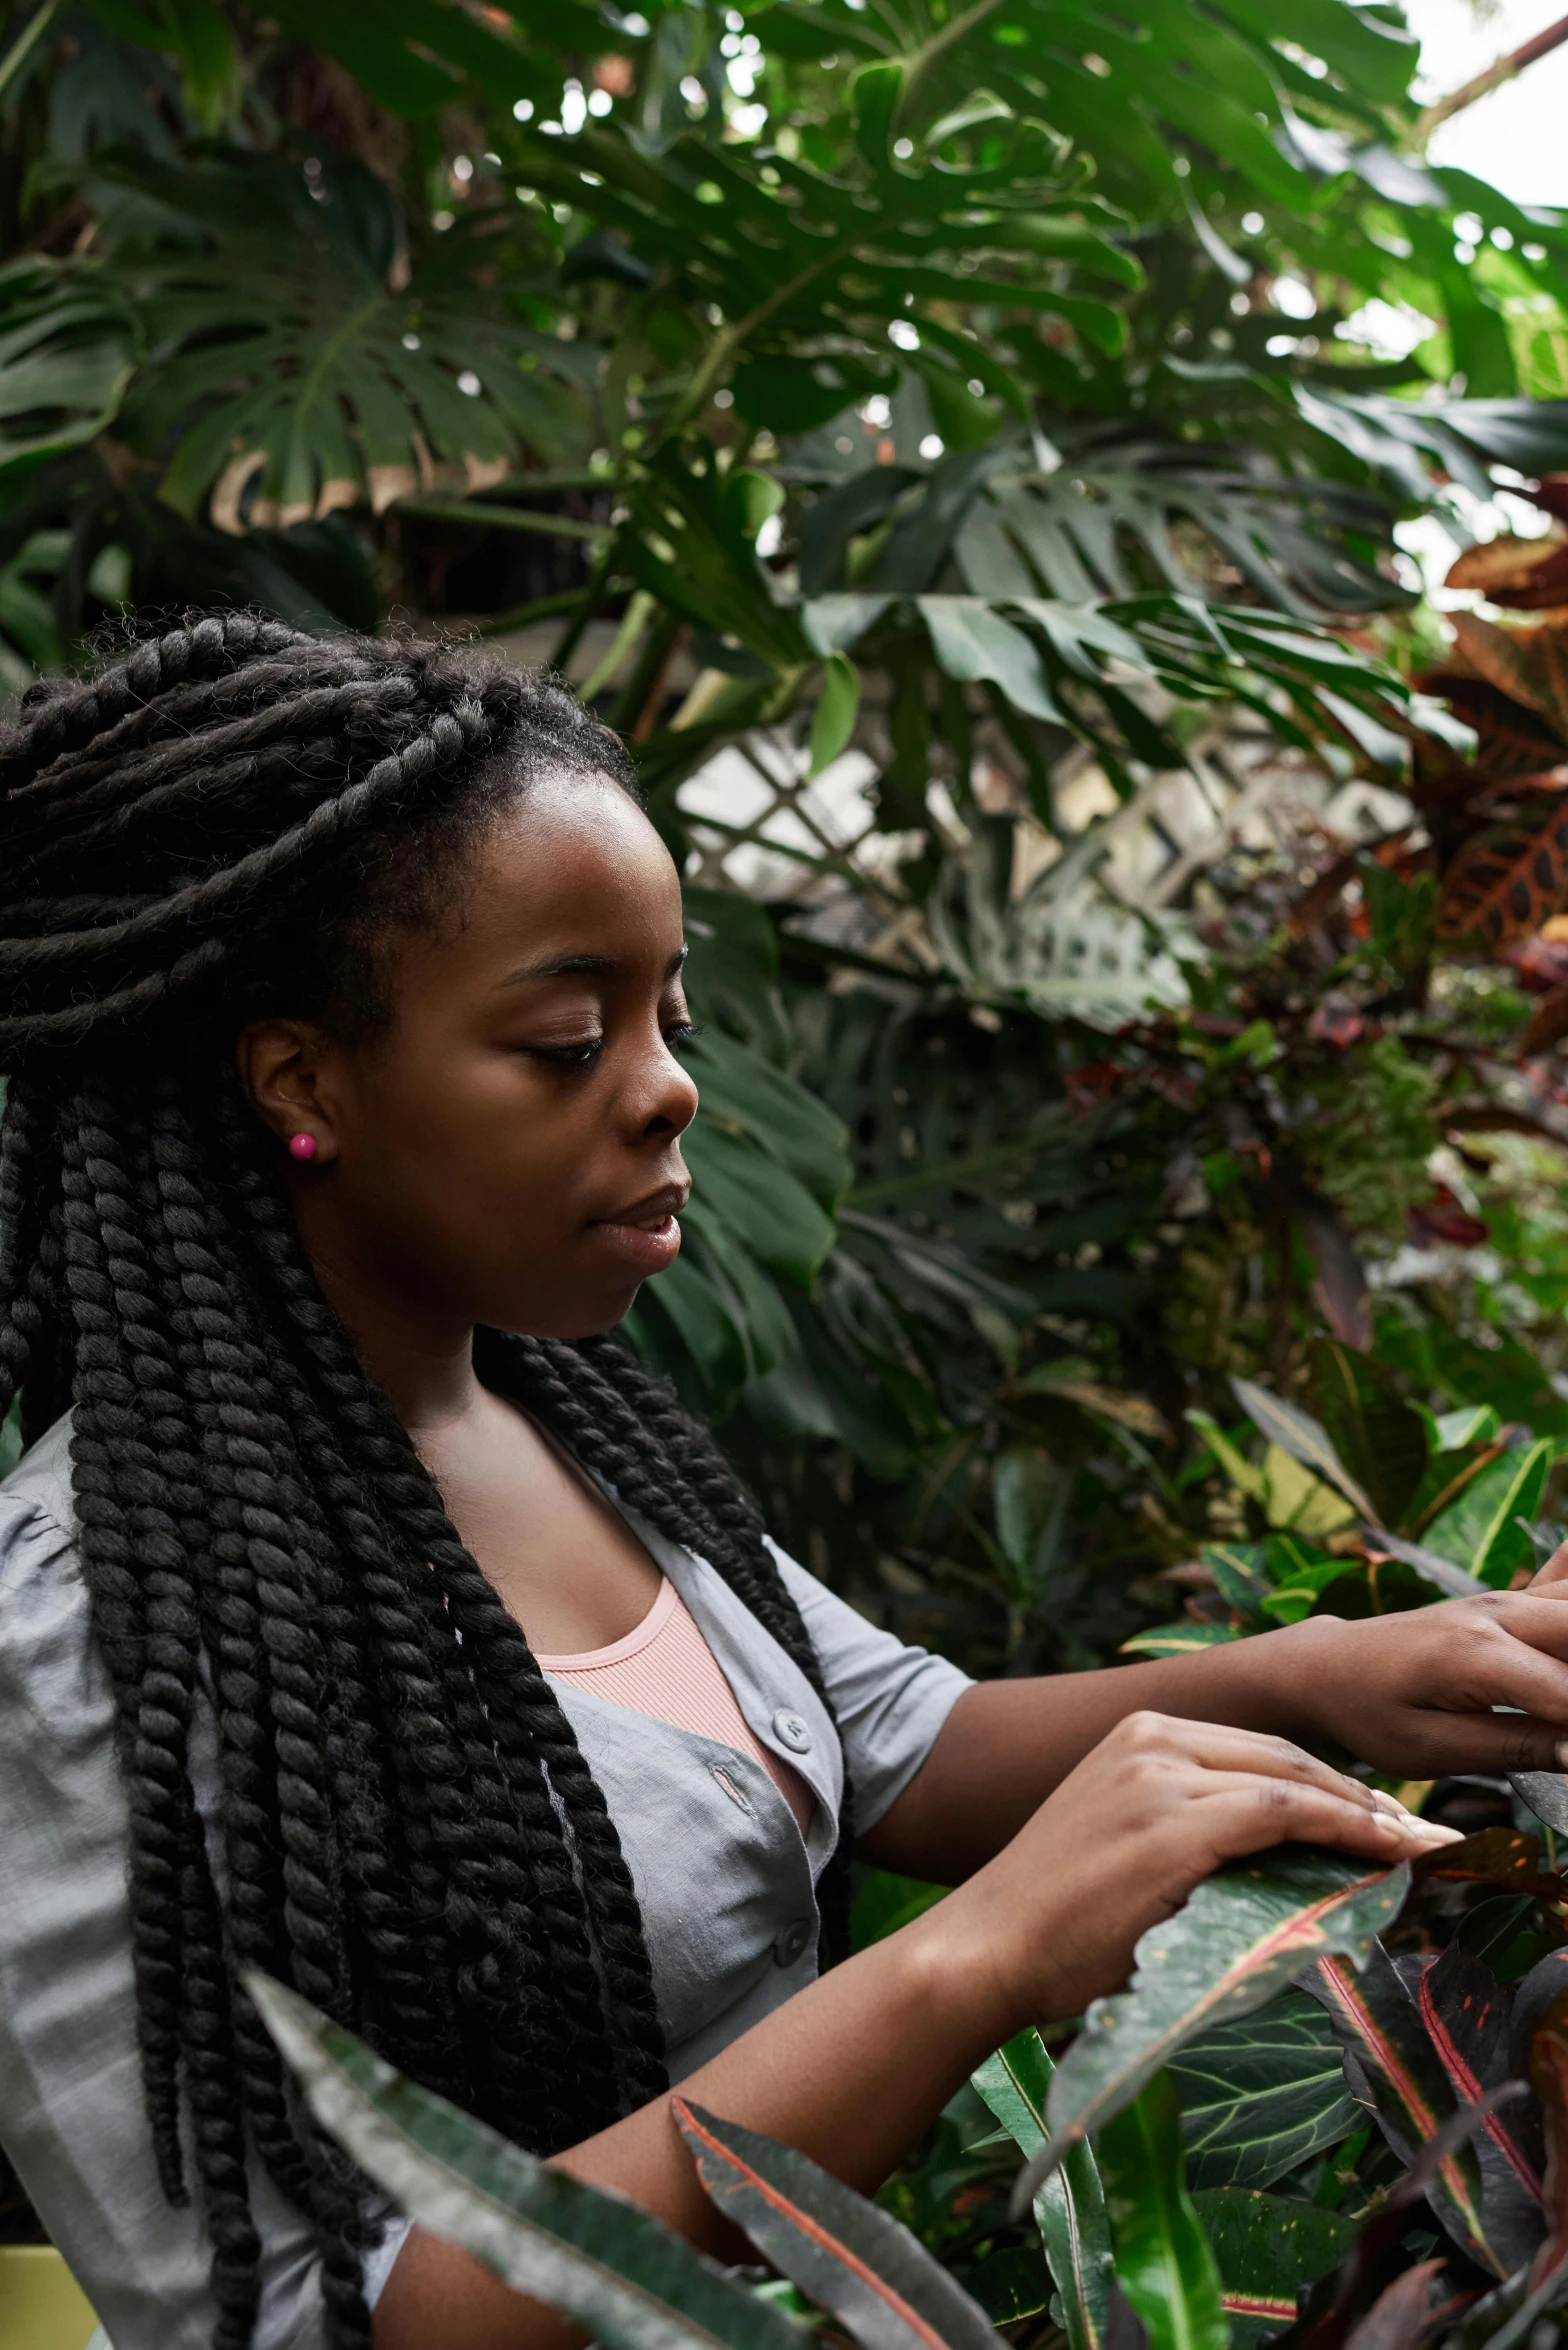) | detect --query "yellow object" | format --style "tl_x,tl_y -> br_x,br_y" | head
0,2246 -> 100,2350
